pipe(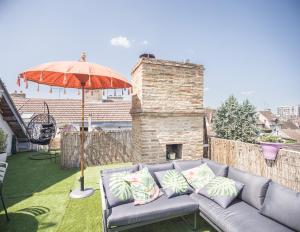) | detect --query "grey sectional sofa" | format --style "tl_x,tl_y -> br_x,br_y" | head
100,159 -> 300,232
